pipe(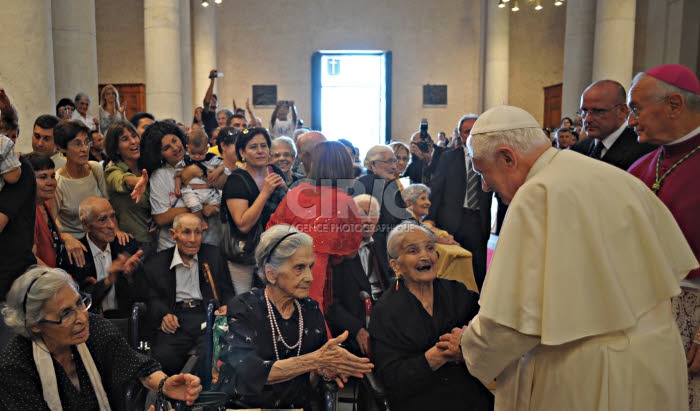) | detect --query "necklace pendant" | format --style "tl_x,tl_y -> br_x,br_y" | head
652,182 -> 661,191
